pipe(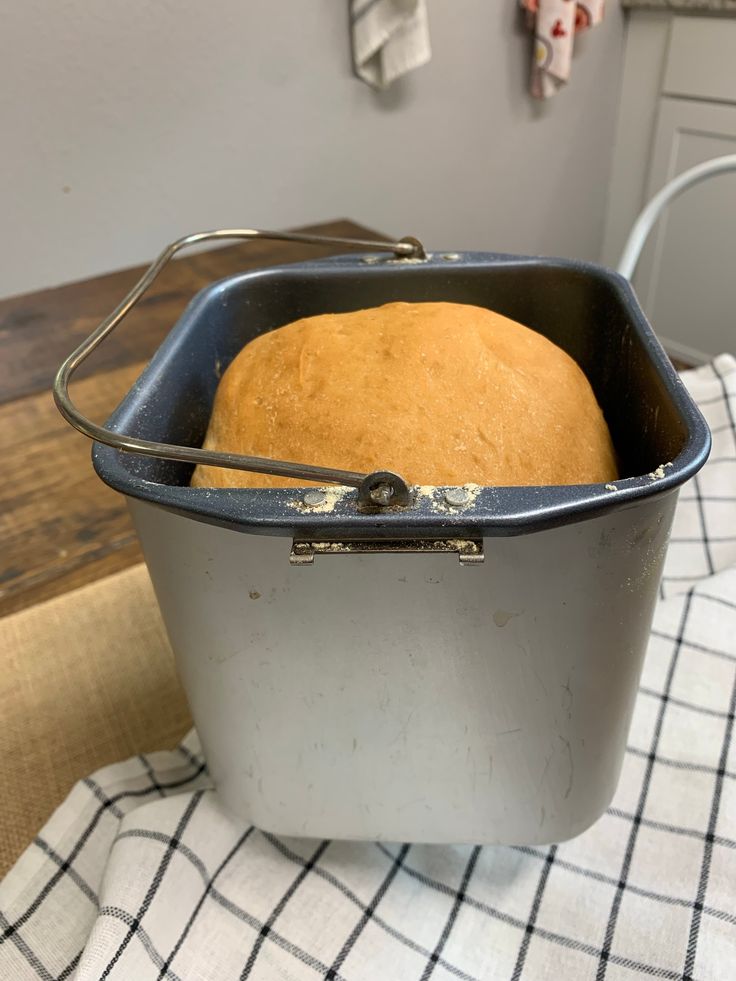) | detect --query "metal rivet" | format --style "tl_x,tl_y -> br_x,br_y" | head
369,483 -> 394,506
303,489 -> 327,507
444,487 -> 469,507
441,253 -> 460,262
